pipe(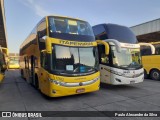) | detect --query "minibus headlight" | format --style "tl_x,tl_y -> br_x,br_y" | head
48,78 -> 64,85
